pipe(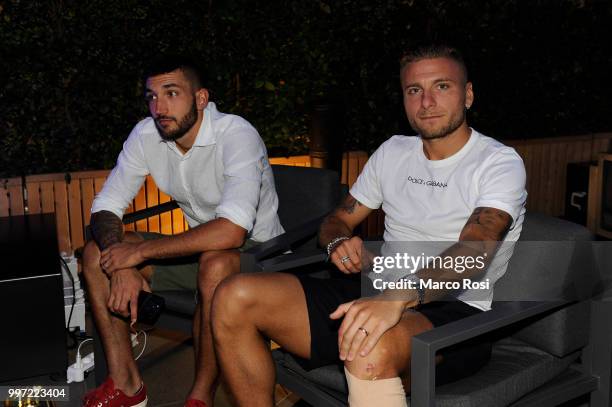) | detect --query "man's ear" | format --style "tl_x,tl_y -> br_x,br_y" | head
465,82 -> 474,109
196,88 -> 209,110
